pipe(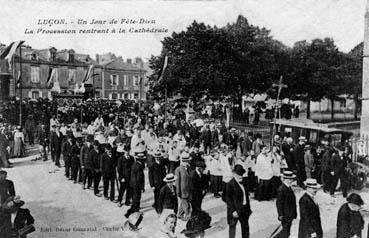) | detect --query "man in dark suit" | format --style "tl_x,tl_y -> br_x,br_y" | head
90,140 -> 102,196
175,152 -> 192,221
1,196 -> 35,238
125,152 -> 145,218
116,145 -> 133,207
298,178 -> 323,238
274,171 -> 297,238
0,171 -> 15,204
189,160 -> 208,213
62,136 -> 74,179
157,173 -> 178,216
80,135 -> 94,190
293,137 -> 306,188
149,152 -> 167,214
226,165 -> 252,238
329,144 -> 349,198
227,128 -> 239,150
281,138 -> 295,171
100,144 -> 116,202
50,125 -> 63,167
